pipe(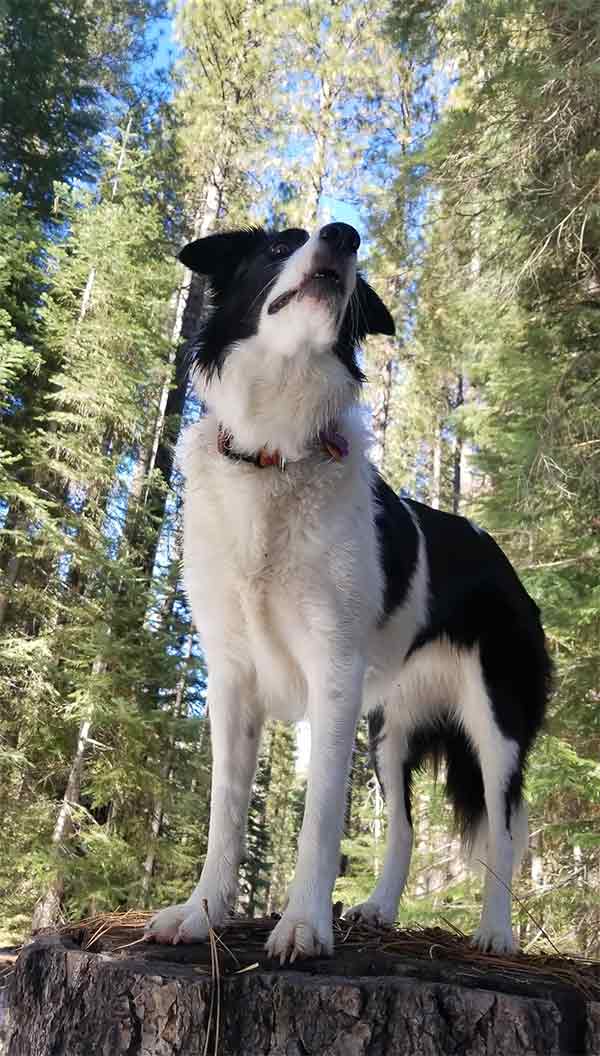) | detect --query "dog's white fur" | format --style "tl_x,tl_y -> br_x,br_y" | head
146,229 -> 524,959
